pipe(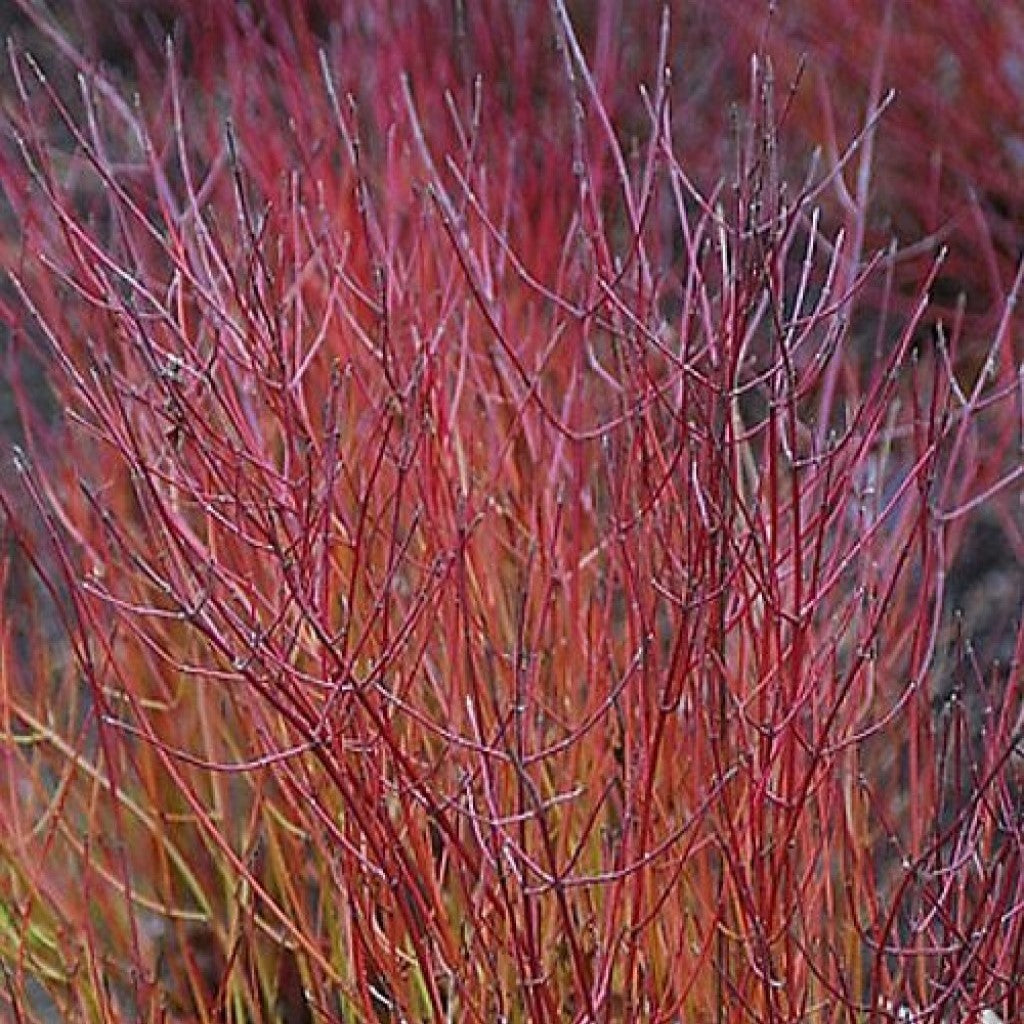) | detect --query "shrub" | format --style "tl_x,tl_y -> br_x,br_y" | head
1,2 -> 1020,1022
